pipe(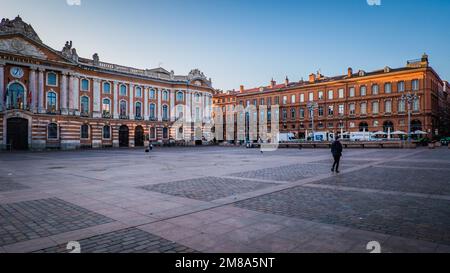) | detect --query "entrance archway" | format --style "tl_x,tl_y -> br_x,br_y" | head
119,125 -> 129,147
7,118 -> 28,150
134,125 -> 144,147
